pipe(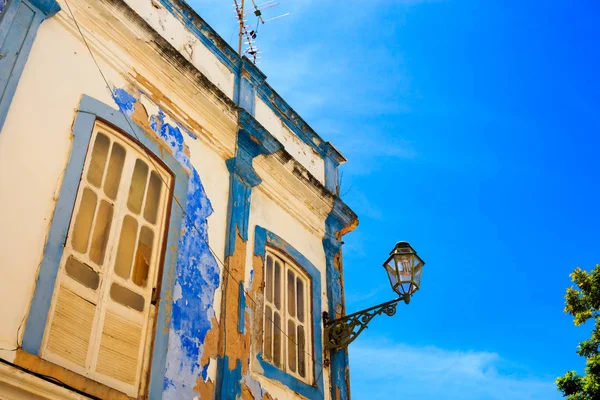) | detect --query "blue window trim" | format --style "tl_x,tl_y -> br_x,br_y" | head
253,226 -> 324,400
0,0 -> 60,132
21,94 -> 189,400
